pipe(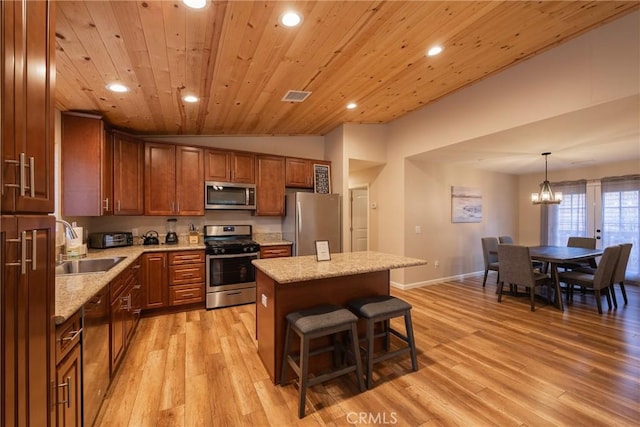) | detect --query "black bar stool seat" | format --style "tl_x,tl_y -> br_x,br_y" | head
280,304 -> 365,418
347,295 -> 418,389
